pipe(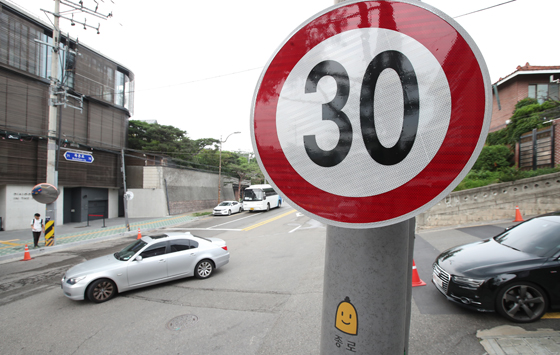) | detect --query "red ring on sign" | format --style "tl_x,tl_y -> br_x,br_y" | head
253,1 -> 487,225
